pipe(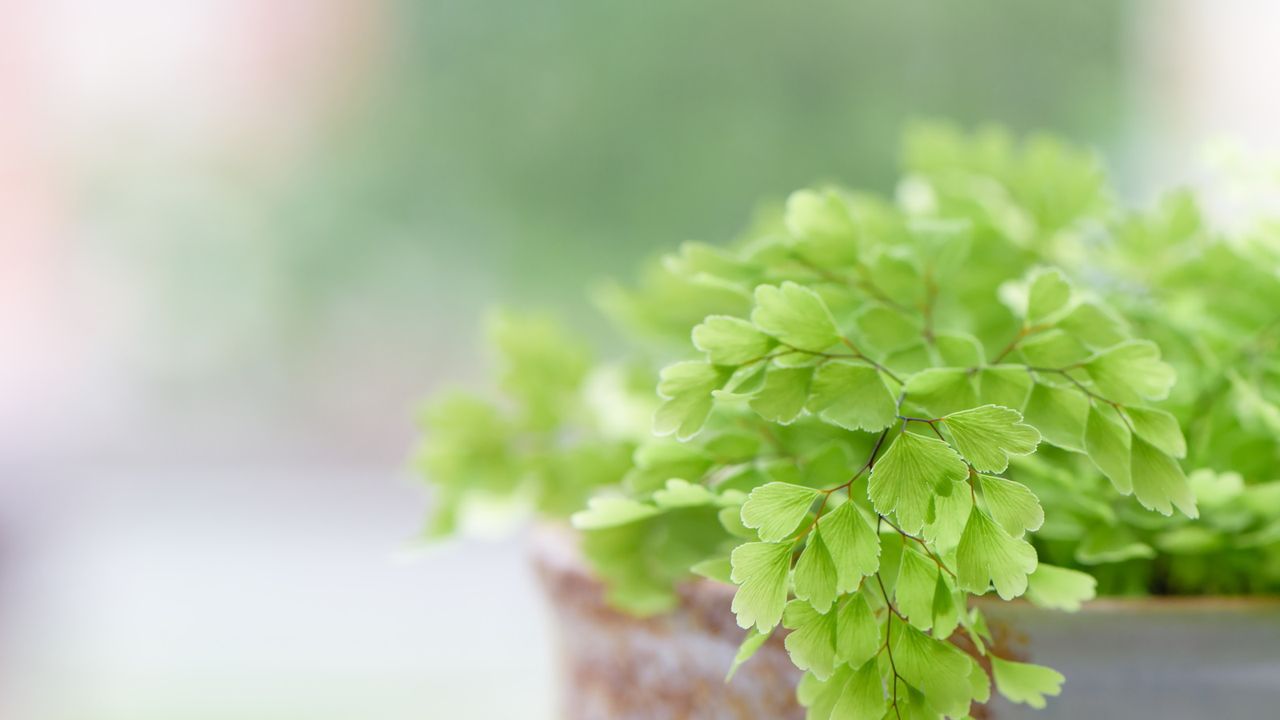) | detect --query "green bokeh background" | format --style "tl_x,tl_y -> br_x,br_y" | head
76,0 -> 1142,464
277,0 -> 1130,324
